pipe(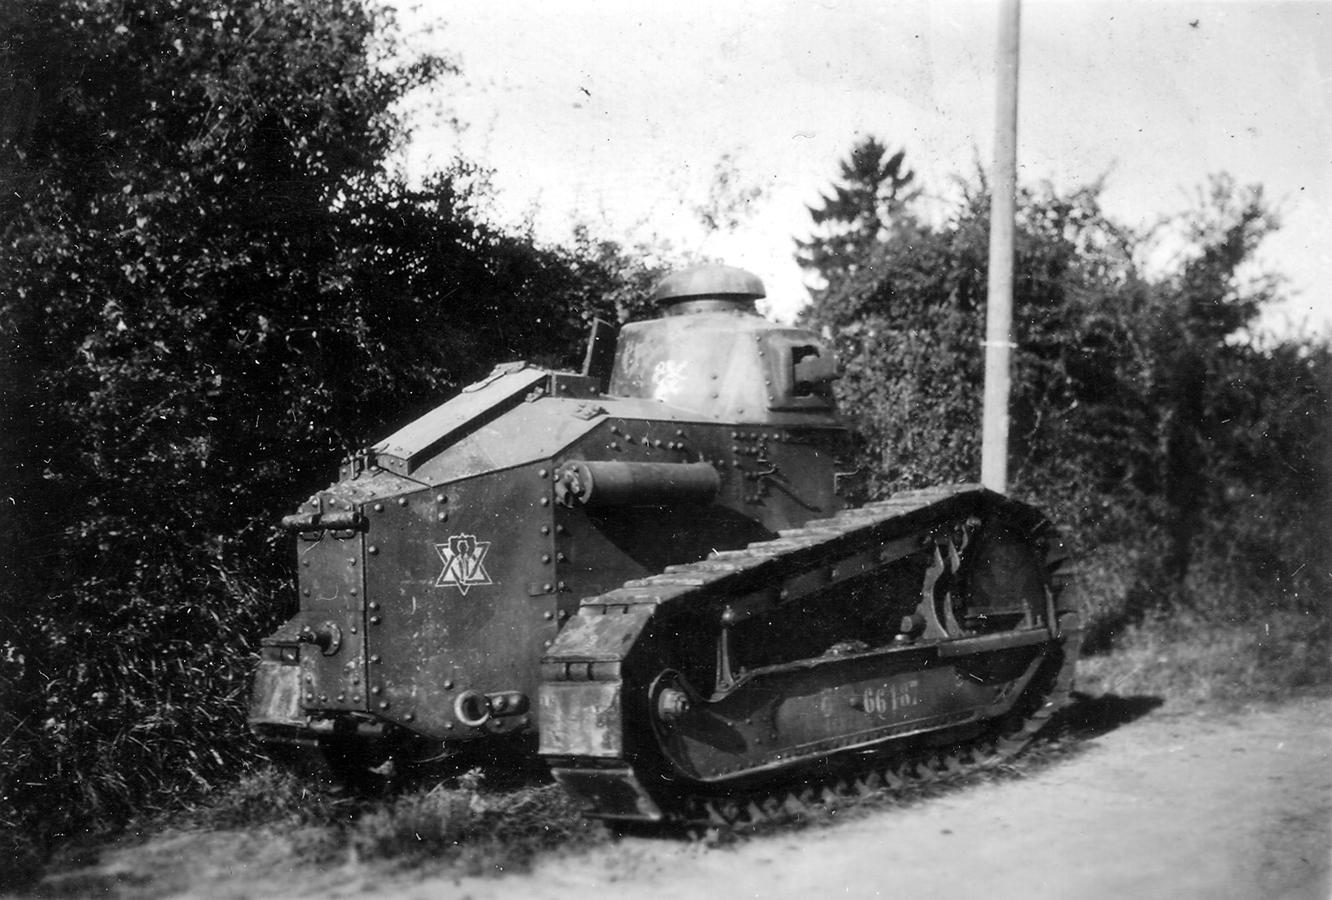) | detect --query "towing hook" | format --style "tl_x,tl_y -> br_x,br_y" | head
453,690 -> 530,728
296,622 -> 342,656
453,691 -> 492,728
